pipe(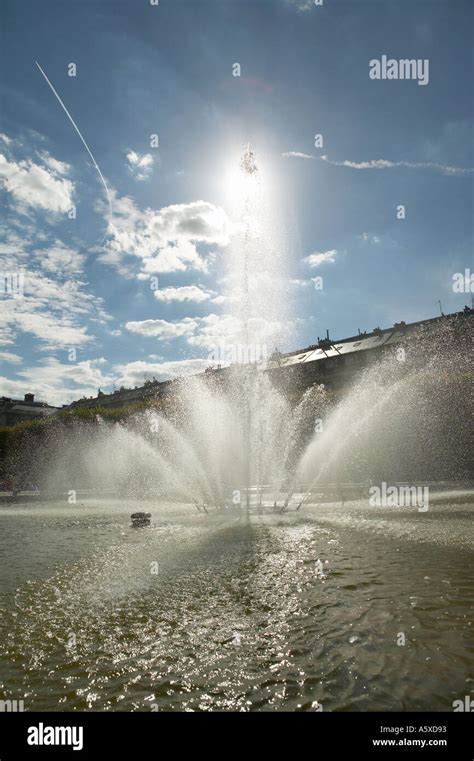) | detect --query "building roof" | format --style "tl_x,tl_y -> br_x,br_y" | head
66,308 -> 473,408
261,310 -> 471,372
